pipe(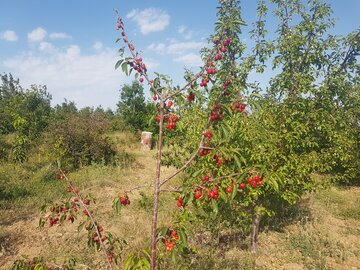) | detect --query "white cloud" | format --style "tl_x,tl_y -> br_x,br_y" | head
147,43 -> 166,54
178,25 -> 186,34
28,27 -> 47,42
1,30 -> 18,42
39,42 -> 56,53
3,44 -> 130,109
93,41 -> 103,50
174,53 -> 203,66
49,32 -> 72,40
147,40 -> 206,55
126,8 -> 170,35
177,25 -> 193,40
147,39 -> 206,67
143,58 -> 160,69
167,41 -> 205,54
